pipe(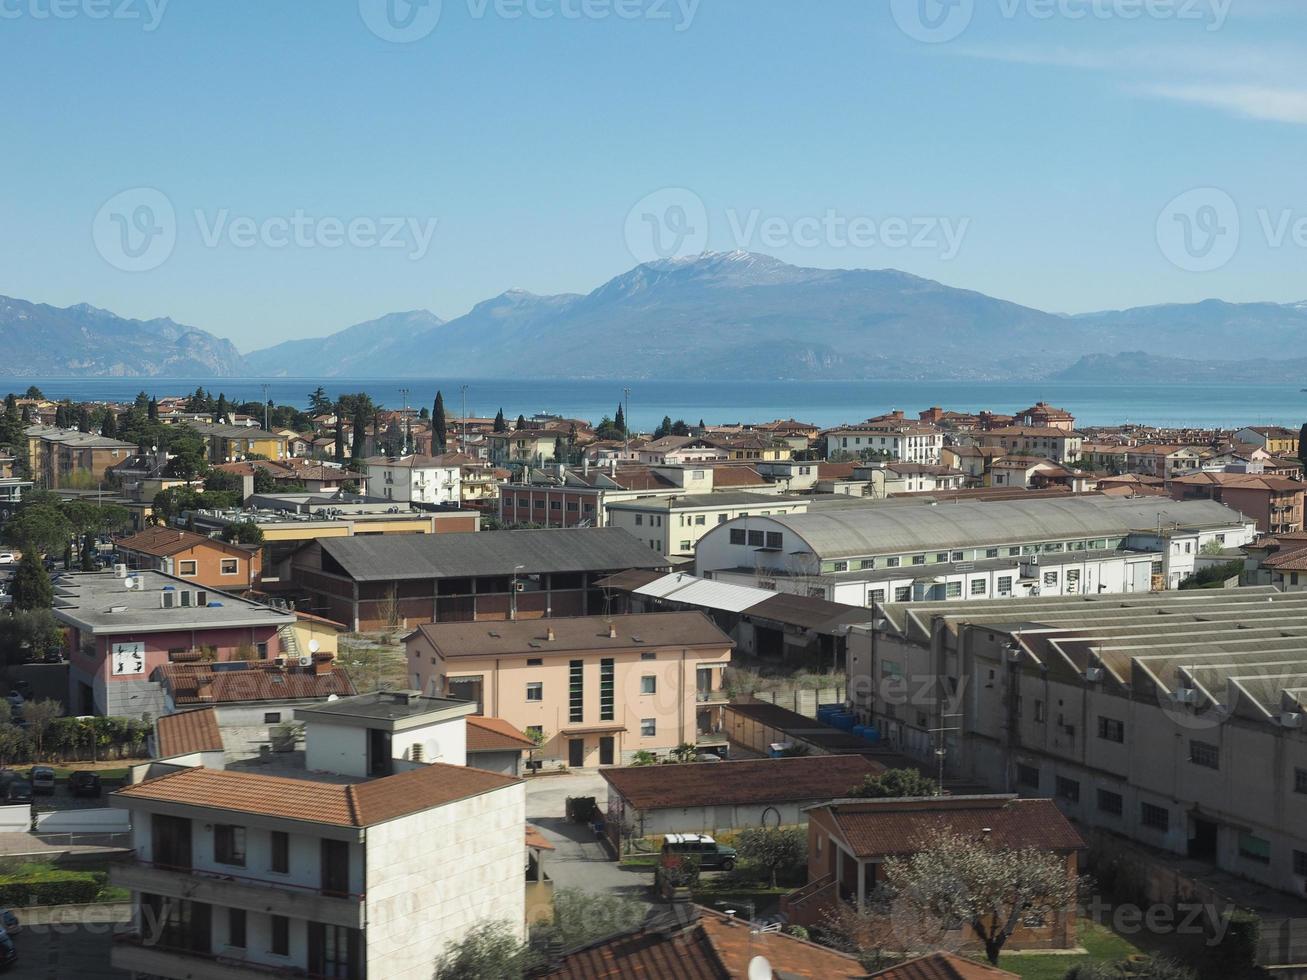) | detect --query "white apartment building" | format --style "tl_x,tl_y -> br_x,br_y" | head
824,424 -> 944,464
694,497 -> 1256,606
847,589 -> 1307,906
605,491 -> 809,558
110,692 -> 526,979
363,454 -> 461,506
